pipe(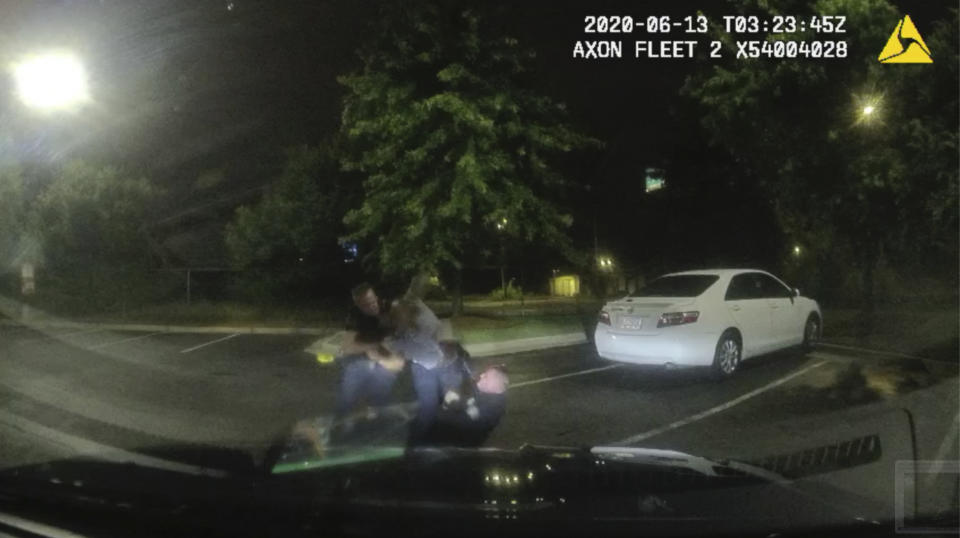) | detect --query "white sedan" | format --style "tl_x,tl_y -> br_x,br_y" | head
594,269 -> 821,378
